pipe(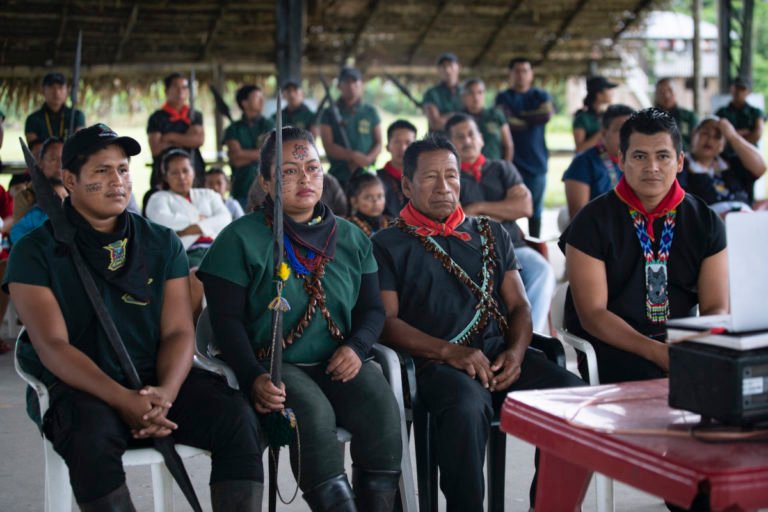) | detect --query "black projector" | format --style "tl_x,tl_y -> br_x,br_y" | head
669,341 -> 768,426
